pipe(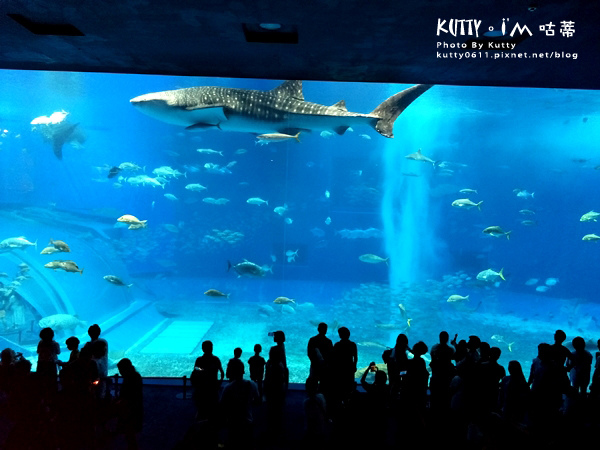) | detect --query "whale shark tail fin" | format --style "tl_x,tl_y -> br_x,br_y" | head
372,84 -> 433,138
52,123 -> 79,160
